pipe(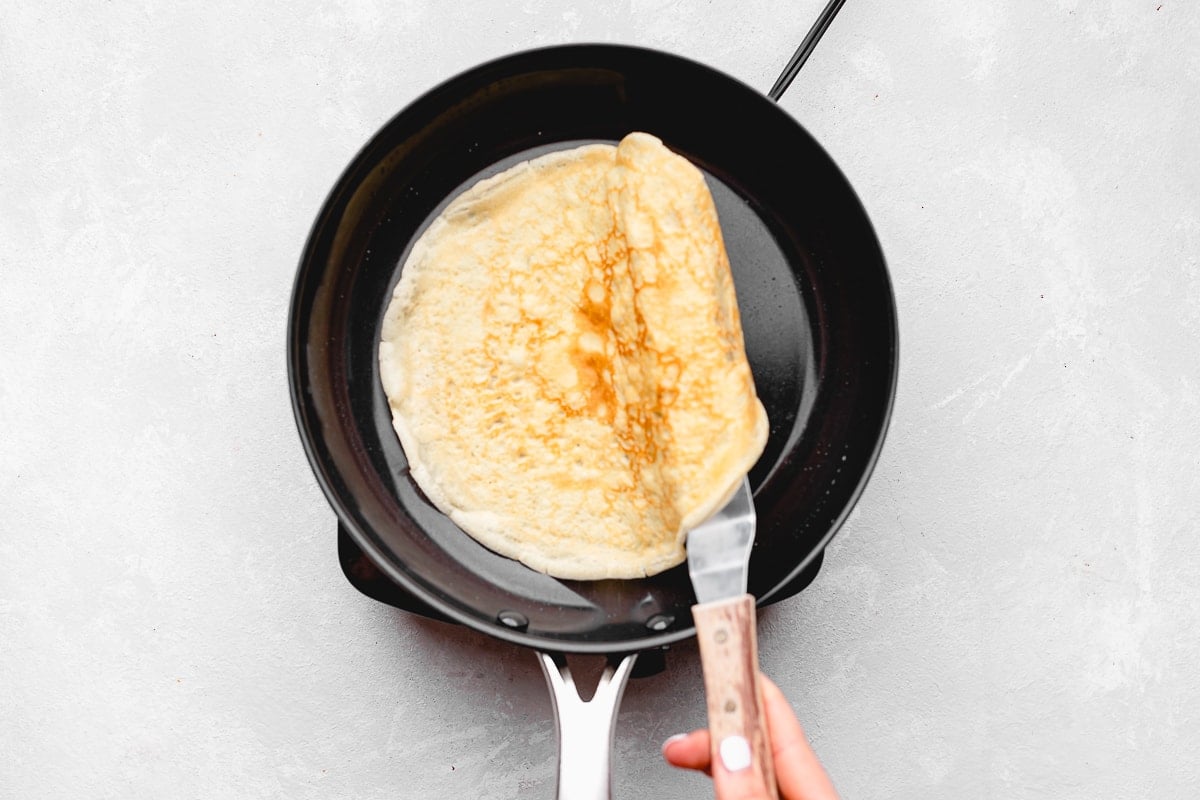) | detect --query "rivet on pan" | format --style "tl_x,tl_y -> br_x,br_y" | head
714,629 -> 729,644
497,610 -> 529,631
646,614 -> 674,631
724,700 -> 737,713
